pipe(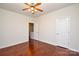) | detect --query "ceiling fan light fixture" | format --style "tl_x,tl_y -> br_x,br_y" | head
23,3 -> 43,14
28,9 -> 31,11
32,11 -> 34,14
31,7 -> 34,10
35,9 -> 37,11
